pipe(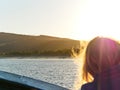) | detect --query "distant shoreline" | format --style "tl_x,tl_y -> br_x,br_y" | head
0,55 -> 73,59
